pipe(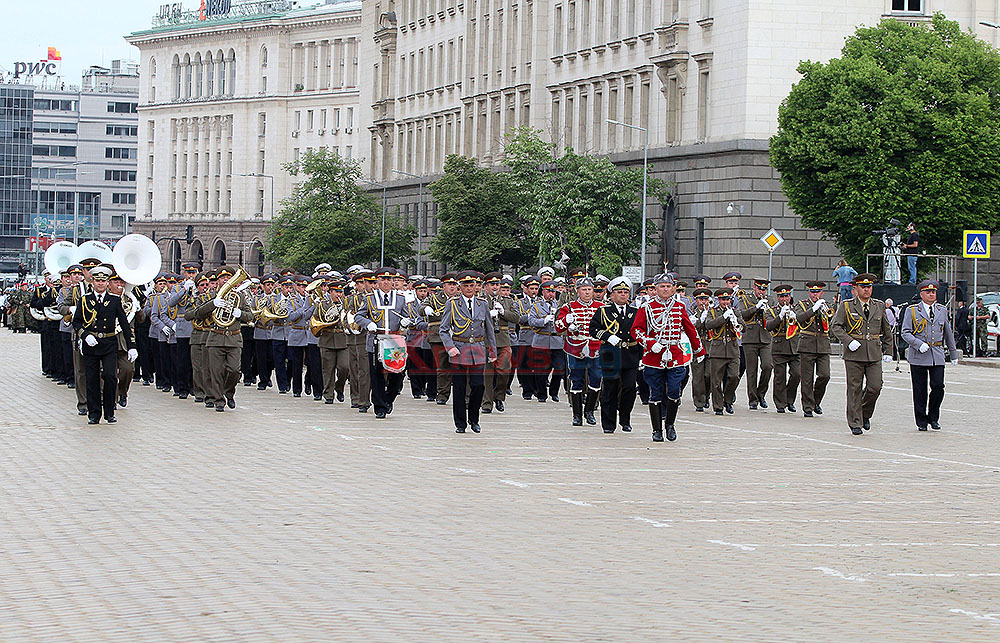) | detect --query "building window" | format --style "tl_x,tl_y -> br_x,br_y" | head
294,110 -> 301,131
34,122 -> 78,134
106,125 -> 138,136
891,0 -> 922,11
320,109 -> 327,129
697,69 -> 710,140
258,189 -> 265,214
258,112 -> 266,136
106,101 -> 138,114
112,193 -> 136,205
347,107 -> 354,127
105,170 -> 137,182
105,147 -> 137,160
258,150 -> 266,174
307,109 -> 314,131
33,145 -> 76,157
